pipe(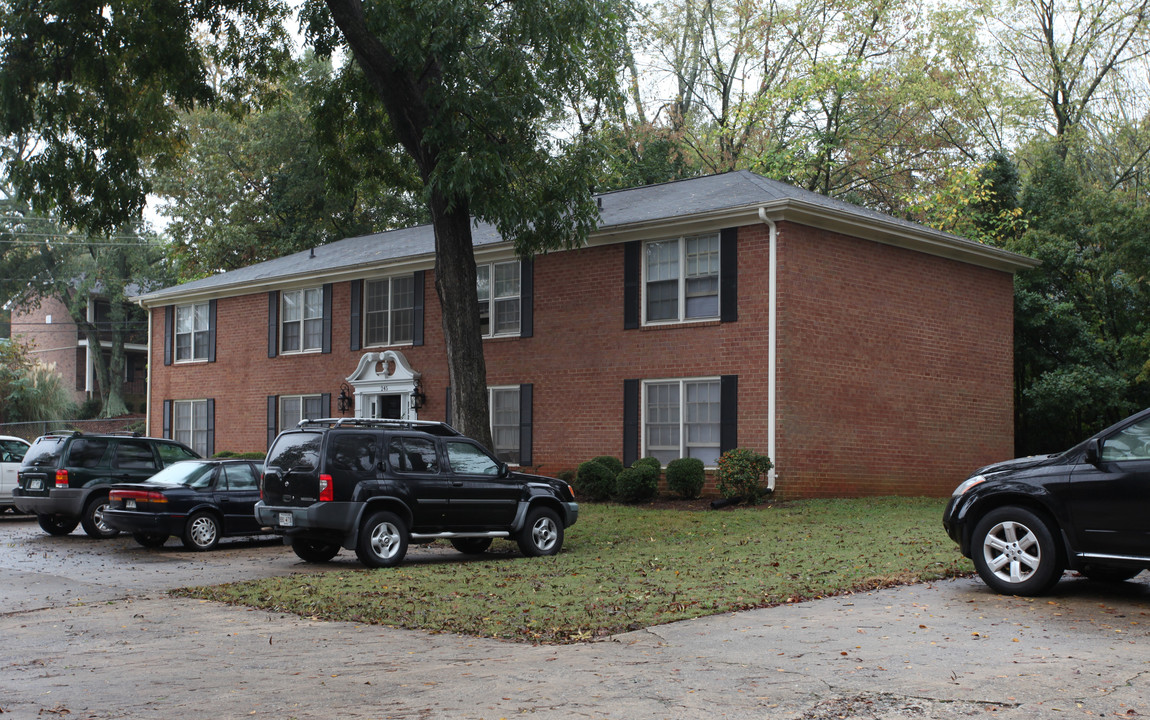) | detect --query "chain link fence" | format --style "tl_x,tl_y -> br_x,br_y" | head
0,415 -> 146,441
